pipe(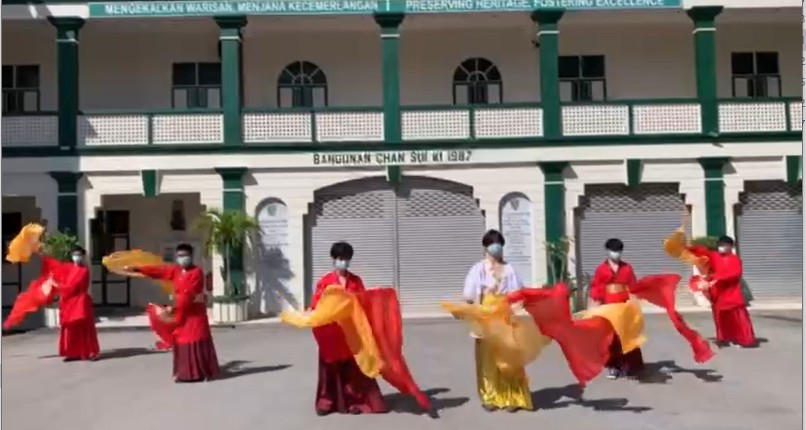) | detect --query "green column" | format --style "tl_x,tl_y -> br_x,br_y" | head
374,12 -> 405,184
215,167 -> 247,295
539,162 -> 568,284
215,16 -> 247,146
531,9 -> 565,139
698,157 -> 728,237
48,18 -> 84,151
48,172 -> 82,235
786,155 -> 802,185
687,6 -> 723,137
